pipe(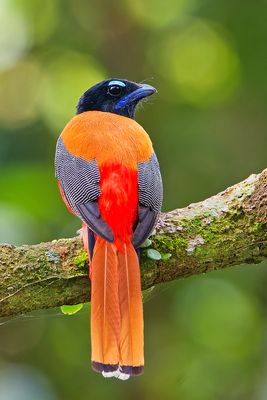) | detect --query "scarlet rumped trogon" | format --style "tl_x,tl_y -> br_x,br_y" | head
55,79 -> 163,380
